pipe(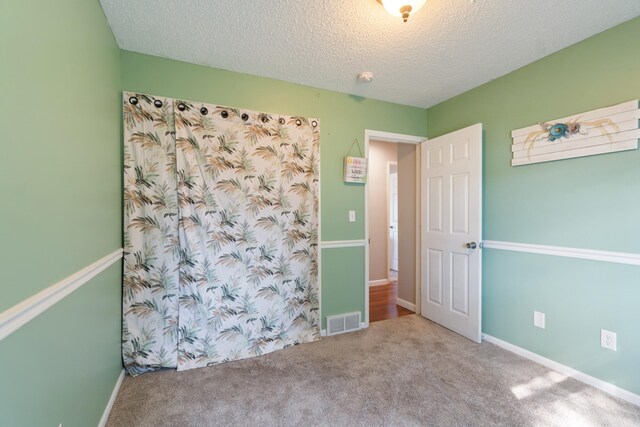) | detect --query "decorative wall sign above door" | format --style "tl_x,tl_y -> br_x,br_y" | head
511,100 -> 640,166
344,138 -> 368,183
